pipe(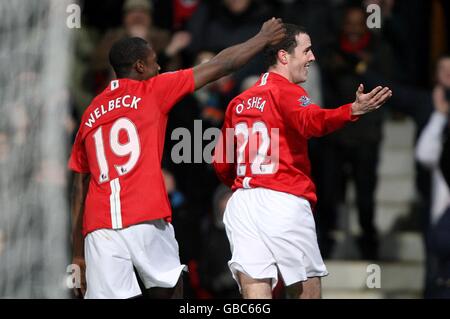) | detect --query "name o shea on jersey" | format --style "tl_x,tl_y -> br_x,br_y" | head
84,95 -> 142,128
236,96 -> 267,114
